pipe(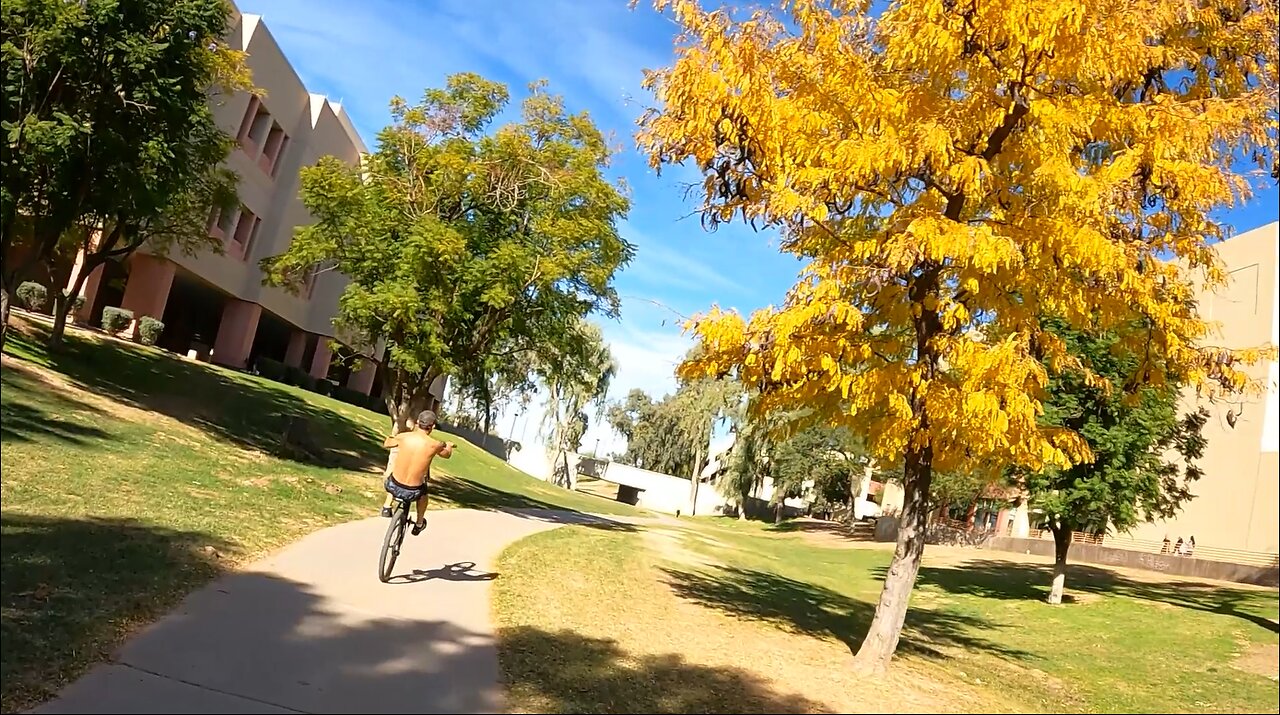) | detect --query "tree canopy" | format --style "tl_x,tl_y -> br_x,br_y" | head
264,73 -> 634,432
1025,317 -> 1210,604
607,372 -> 739,478
639,0 -> 1277,673
1,0 -> 250,348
